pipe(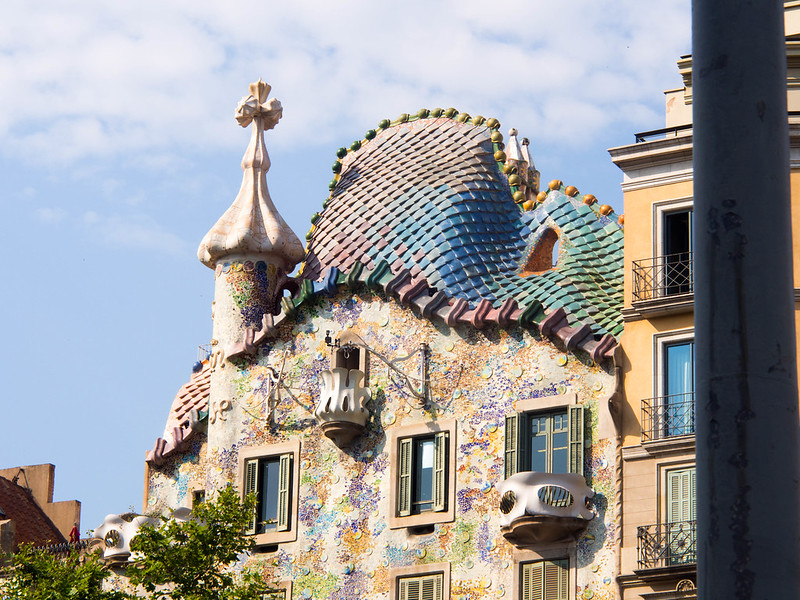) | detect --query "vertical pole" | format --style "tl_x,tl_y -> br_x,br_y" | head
693,1 -> 800,598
